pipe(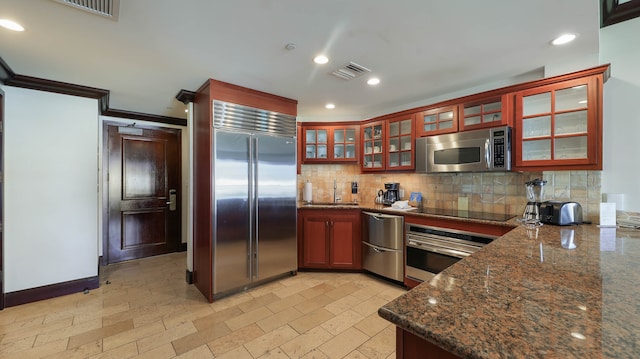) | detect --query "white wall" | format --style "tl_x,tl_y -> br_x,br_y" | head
600,17 -> 640,212
3,87 -> 99,292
